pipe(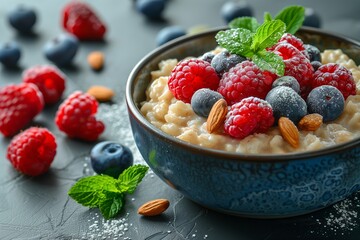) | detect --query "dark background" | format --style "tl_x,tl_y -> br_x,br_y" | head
0,0 -> 360,239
